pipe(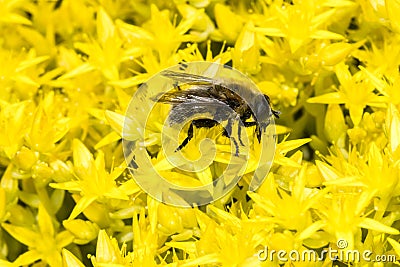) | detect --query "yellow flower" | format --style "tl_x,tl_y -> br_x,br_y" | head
308,62 -> 386,125
319,143 -> 399,202
386,104 -> 400,157
13,146 -> 38,171
140,2 -> 199,60
324,104 -> 348,147
2,204 -> 74,267
362,66 -> 400,107
347,111 -> 386,150
212,3 -> 244,44
254,1 -> 344,53
90,230 -> 132,266
357,0 -> 390,25
386,0 -> 400,33
317,191 -> 399,251
317,41 -> 365,67
62,248 -> 85,267
50,139 -> 131,220
156,201 -> 197,236
354,34 -> 400,78
176,4 -> 215,42
63,219 -> 99,245
117,200 -> 182,267
232,22 -> 261,75
0,49 -> 51,100
387,238 -> 400,262
63,230 -> 145,267
178,42 -> 232,65
58,7 -> 125,81
273,137 -> 312,168
0,0 -> 31,25
52,0 -> 95,38
26,93 -> 70,153
0,100 -> 33,159
0,165 -> 18,221
110,4 -> 202,88
249,169 -> 327,233
169,207 -> 266,266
